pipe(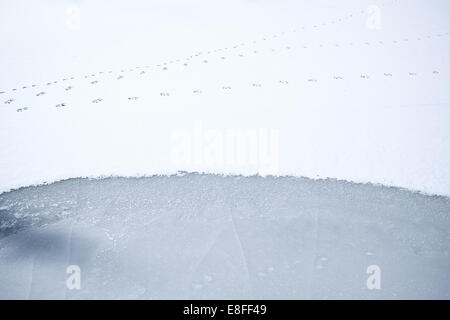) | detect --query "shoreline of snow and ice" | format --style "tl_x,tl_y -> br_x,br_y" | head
1,172 -> 449,199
